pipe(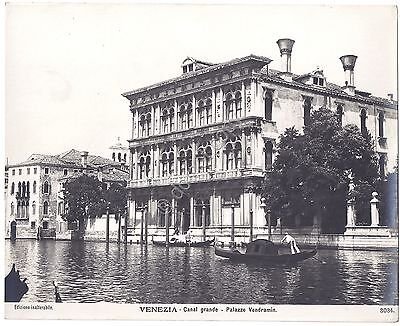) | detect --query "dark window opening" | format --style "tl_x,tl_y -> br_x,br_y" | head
360,109 -> 367,135
264,91 -> 273,120
319,78 -> 324,86
378,112 -> 384,138
313,77 -> 318,85
337,105 -> 343,125
265,141 -> 273,170
304,98 -> 312,127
